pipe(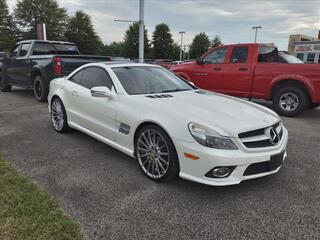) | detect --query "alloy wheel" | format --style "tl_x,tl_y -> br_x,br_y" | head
137,129 -> 170,179
279,92 -> 299,112
51,99 -> 65,131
